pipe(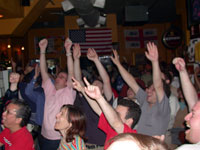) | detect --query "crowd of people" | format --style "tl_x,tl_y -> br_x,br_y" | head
0,37 -> 200,150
